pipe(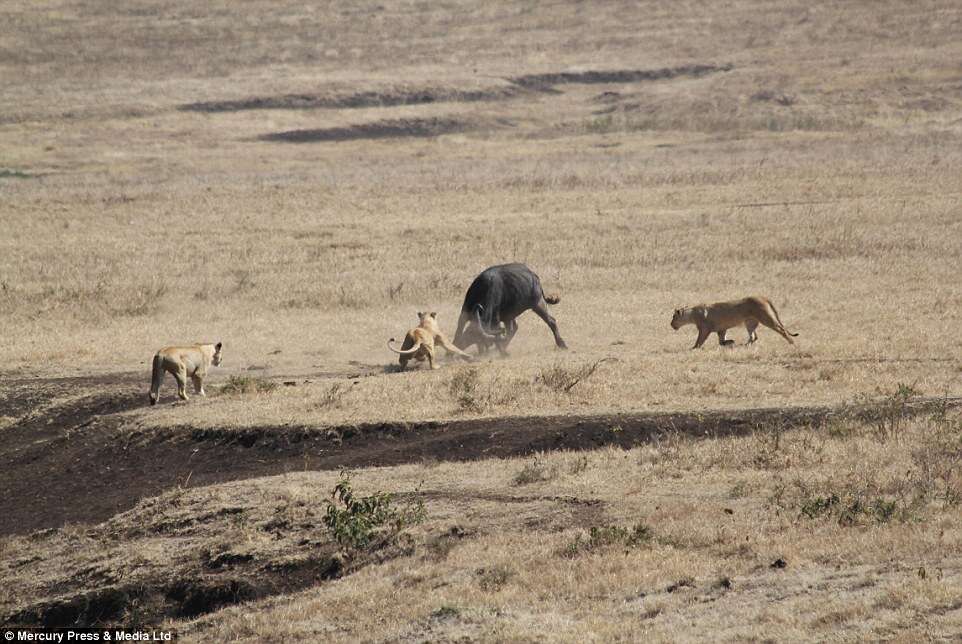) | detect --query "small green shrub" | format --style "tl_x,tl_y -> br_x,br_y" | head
323,472 -> 426,551
800,493 -> 840,519
797,487 -> 914,526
